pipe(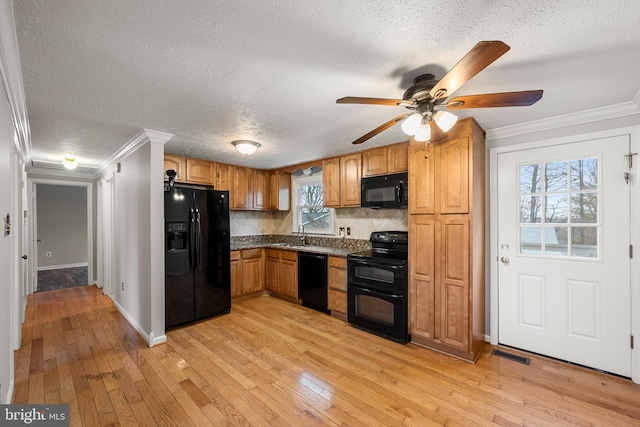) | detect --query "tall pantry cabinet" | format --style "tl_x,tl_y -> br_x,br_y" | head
408,118 -> 485,361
